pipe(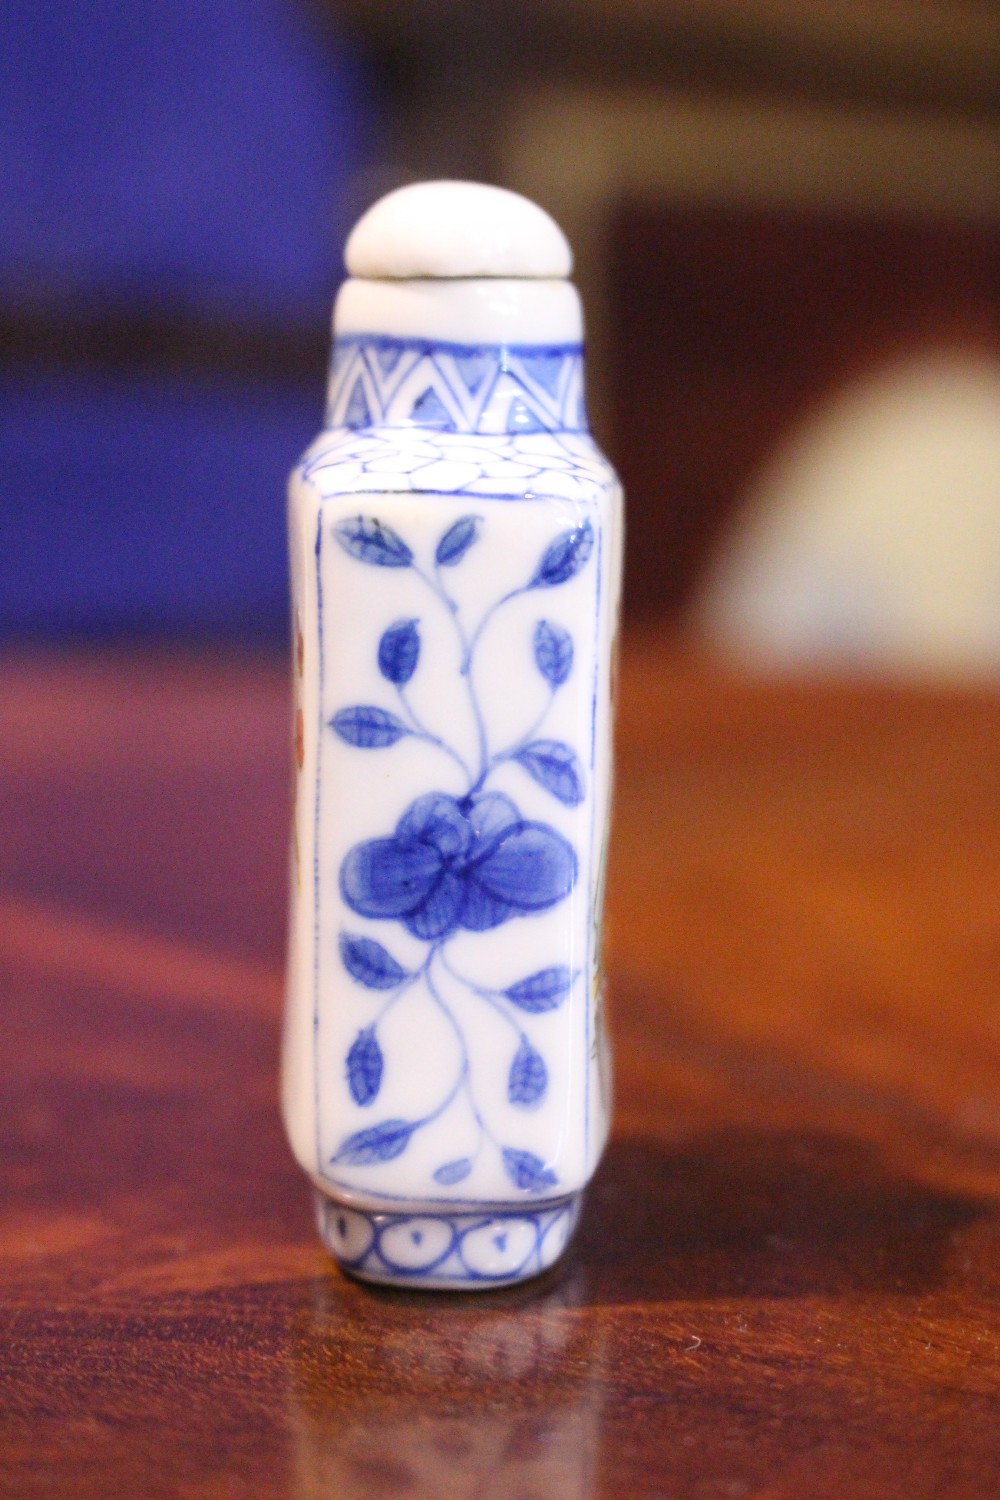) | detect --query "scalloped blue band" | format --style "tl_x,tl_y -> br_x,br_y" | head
315,1190 -> 581,1286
